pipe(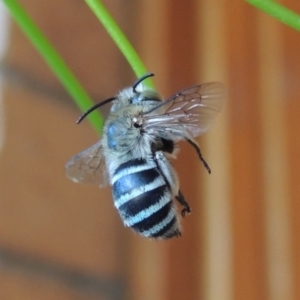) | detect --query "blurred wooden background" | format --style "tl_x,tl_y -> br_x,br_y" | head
0,0 -> 299,300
